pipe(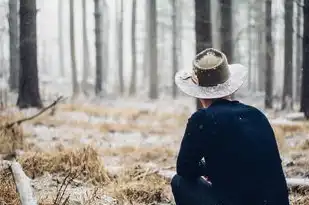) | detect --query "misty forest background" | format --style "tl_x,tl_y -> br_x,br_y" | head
0,0 -> 308,114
